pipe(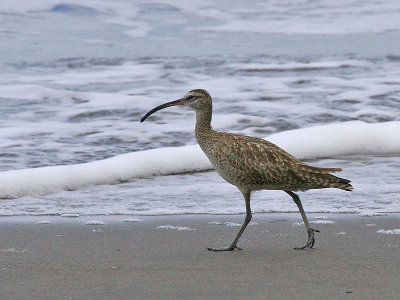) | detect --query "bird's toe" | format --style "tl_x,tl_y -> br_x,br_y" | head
294,228 -> 319,250
207,246 -> 242,252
